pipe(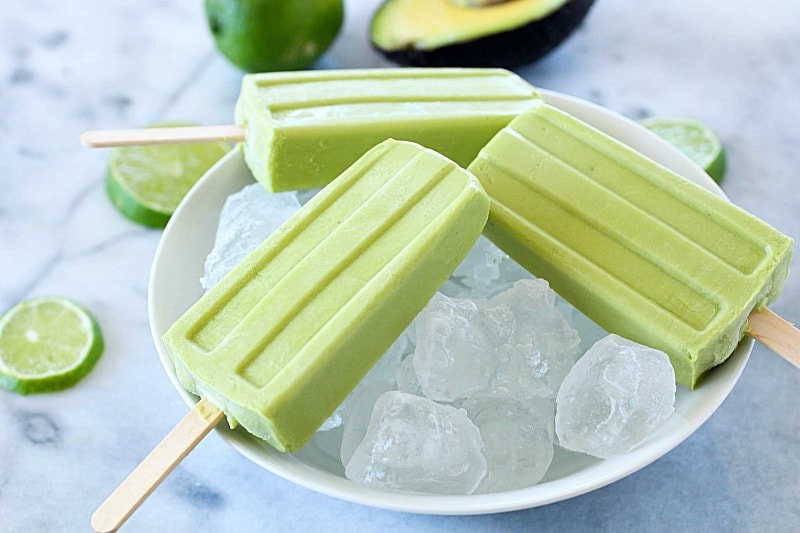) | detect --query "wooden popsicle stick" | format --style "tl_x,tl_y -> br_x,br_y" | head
91,397 -> 224,533
747,307 -> 800,368
80,124 -> 245,148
